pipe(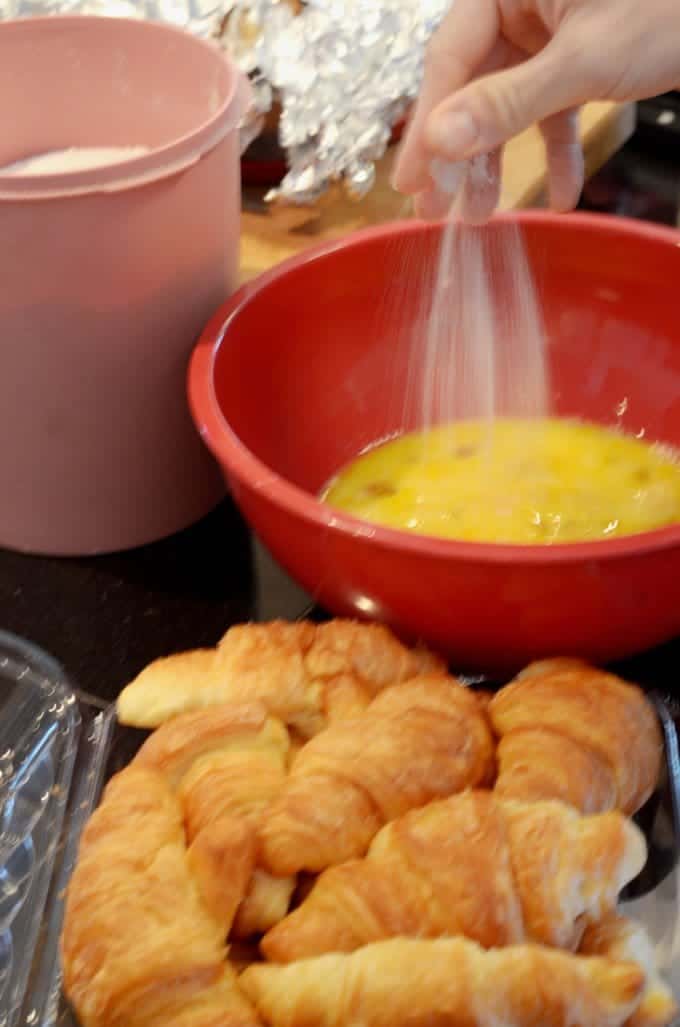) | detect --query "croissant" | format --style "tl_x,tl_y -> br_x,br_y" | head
132,702 -> 296,938
258,675 -> 495,875
580,913 -> 678,1027
241,936 -> 646,1027
262,790 -> 647,962
117,619 -> 444,738
140,969 -> 260,1027
489,659 -> 662,815
61,765 -> 260,1027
